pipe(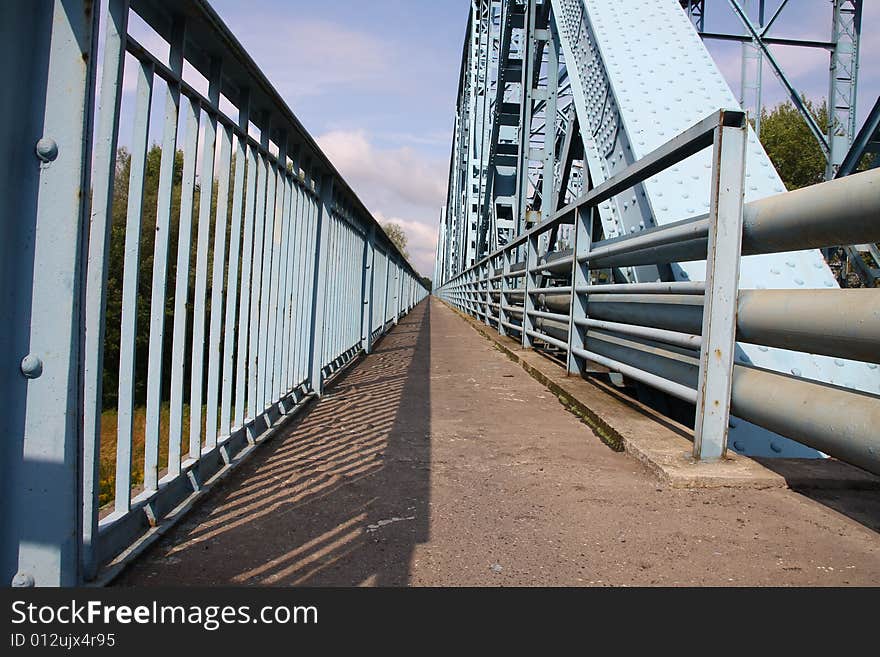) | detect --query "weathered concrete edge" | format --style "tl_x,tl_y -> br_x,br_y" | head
437,299 -> 880,490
